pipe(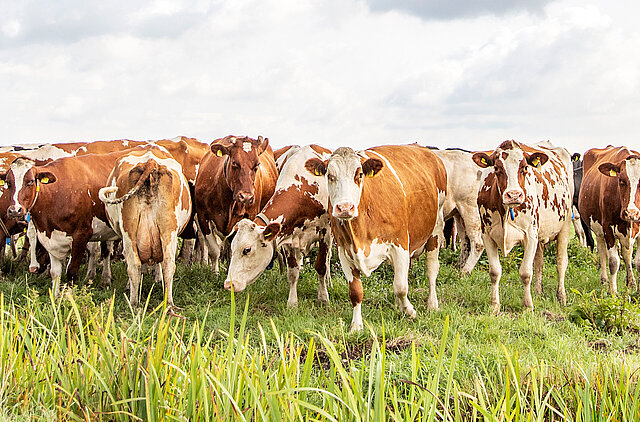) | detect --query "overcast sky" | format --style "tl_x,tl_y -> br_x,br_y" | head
1,0 -> 638,152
